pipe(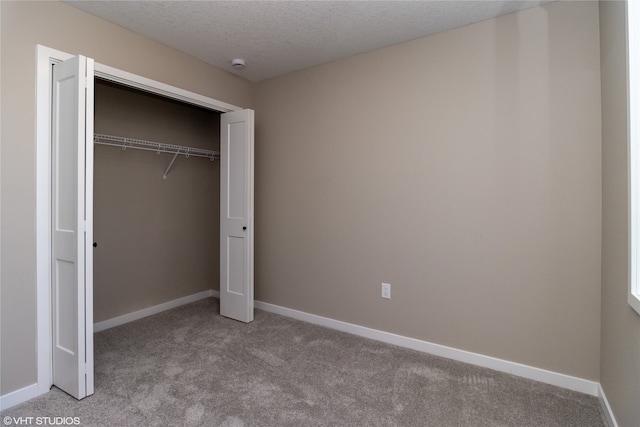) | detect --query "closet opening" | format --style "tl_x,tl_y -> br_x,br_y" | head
93,78 -> 221,325
37,47 -> 254,401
